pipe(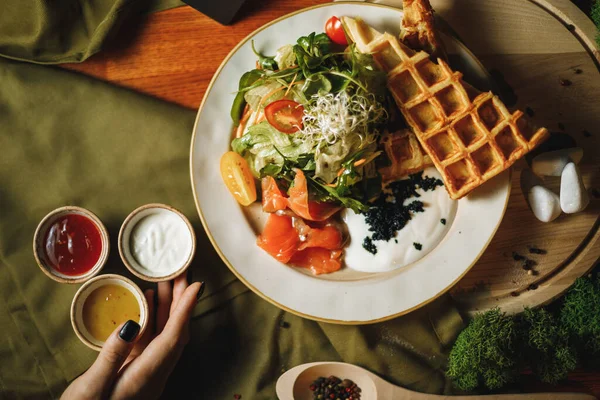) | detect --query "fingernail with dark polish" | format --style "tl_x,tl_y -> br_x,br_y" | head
196,282 -> 206,302
119,320 -> 140,342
